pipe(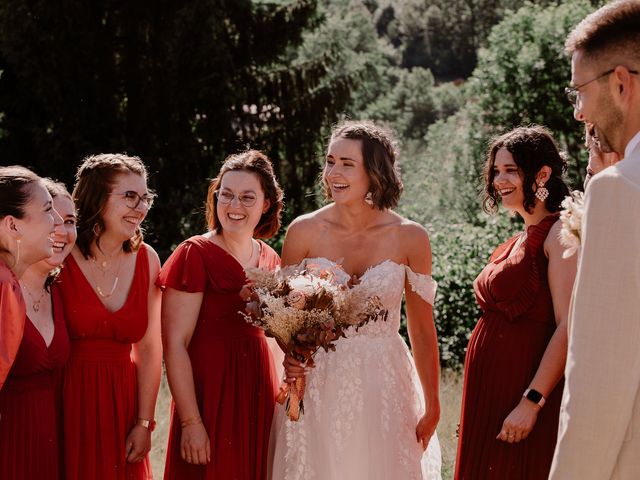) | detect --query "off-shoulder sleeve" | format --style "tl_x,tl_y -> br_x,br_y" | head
405,265 -> 437,306
156,240 -> 207,293
0,274 -> 26,390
